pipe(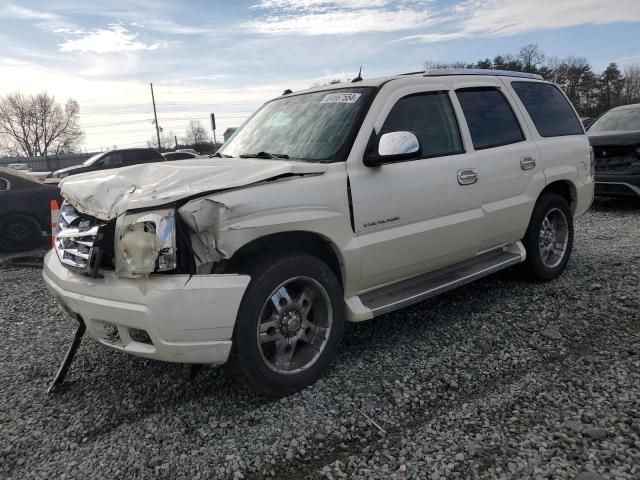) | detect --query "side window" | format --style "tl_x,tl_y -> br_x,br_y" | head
380,91 -> 464,159
0,177 -> 9,191
123,150 -> 142,165
138,150 -> 162,163
511,82 -> 584,137
456,87 -> 525,150
100,152 -> 123,168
